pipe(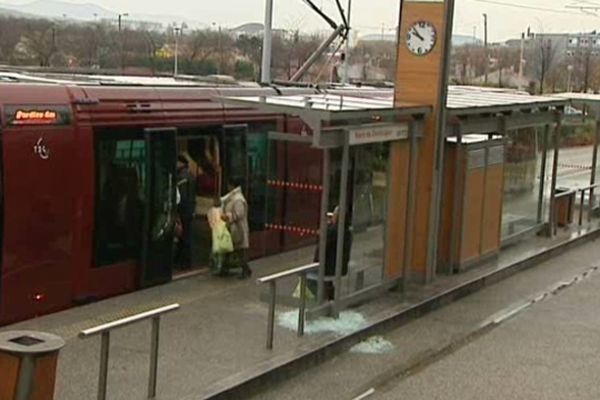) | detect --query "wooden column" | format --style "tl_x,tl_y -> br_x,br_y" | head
393,0 -> 451,283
